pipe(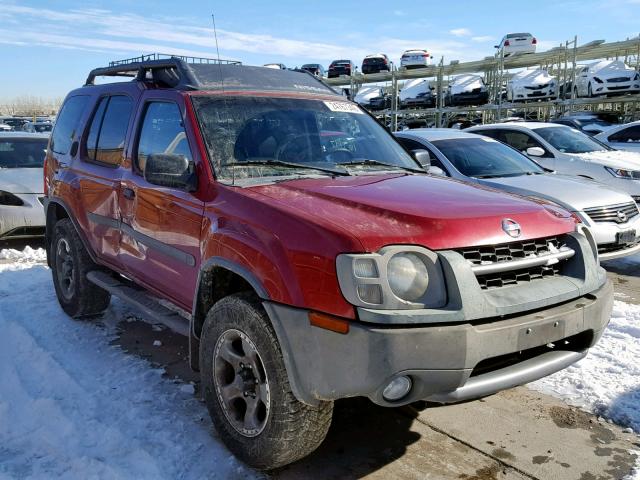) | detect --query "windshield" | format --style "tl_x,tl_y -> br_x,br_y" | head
192,96 -> 419,183
0,138 -> 48,168
533,126 -> 610,153
431,137 -> 545,178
